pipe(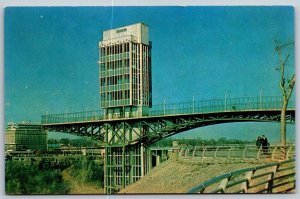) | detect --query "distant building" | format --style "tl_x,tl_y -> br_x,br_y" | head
81,147 -> 105,156
99,22 -> 152,118
5,122 -> 47,151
